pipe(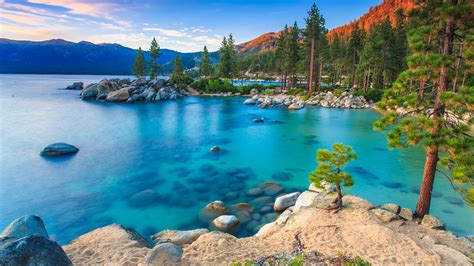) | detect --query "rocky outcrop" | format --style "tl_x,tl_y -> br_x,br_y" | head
421,215 -> 446,230
151,229 -> 209,246
79,78 -> 187,103
273,192 -> 301,211
244,91 -> 371,110
63,224 -> 151,265
65,82 -> 83,90
0,236 -> 72,265
0,215 -> 49,239
39,142 -> 79,156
